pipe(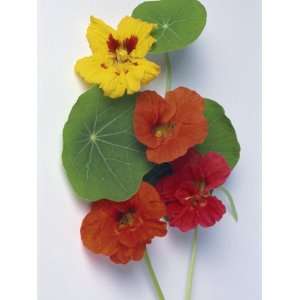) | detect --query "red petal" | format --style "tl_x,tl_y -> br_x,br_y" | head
172,150 -> 231,190
156,174 -> 182,203
195,196 -> 226,227
171,148 -> 199,172
174,181 -> 198,202
197,152 -> 231,190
